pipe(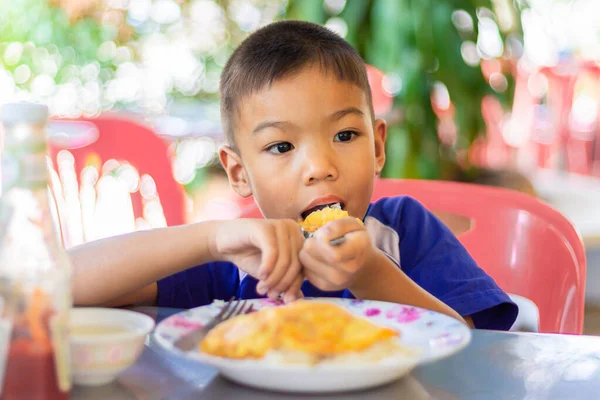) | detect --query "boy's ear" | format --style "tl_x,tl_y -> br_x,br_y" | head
219,145 -> 253,198
373,119 -> 387,175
